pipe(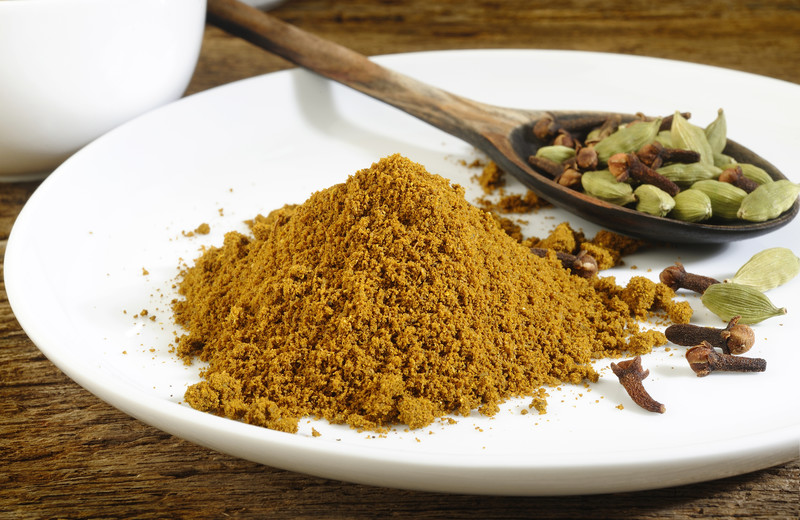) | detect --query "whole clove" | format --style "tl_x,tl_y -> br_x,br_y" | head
637,141 -> 701,170
575,147 -> 599,171
685,341 -> 767,377
607,153 -> 680,196
554,167 -> 582,188
553,129 -> 577,148
665,316 -> 754,355
527,154 -> 563,178
659,262 -> 720,294
584,114 -> 622,145
609,356 -> 666,413
533,115 -> 561,141
719,165 -> 759,193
